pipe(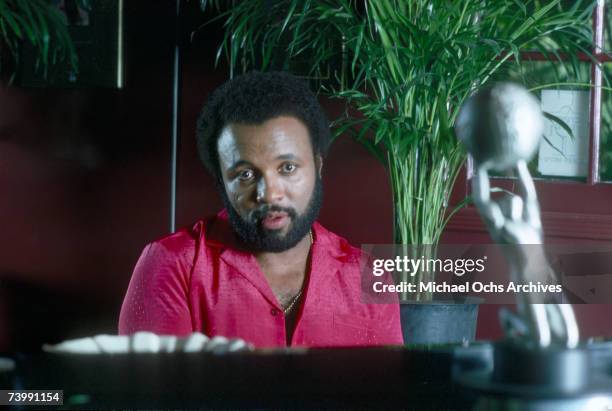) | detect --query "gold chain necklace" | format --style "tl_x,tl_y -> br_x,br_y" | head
283,288 -> 303,315
282,230 -> 313,315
